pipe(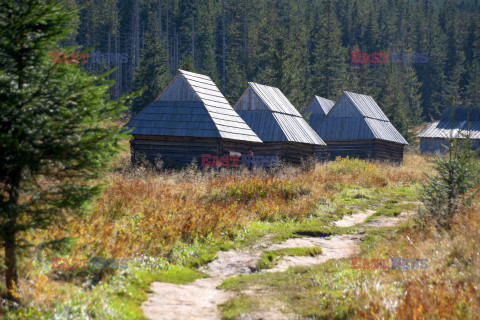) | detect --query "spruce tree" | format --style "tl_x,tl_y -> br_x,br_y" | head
310,0 -> 347,100
180,54 -> 196,72
131,4 -> 169,115
223,0 -> 247,103
420,136 -> 480,229
0,0 -> 134,298
379,63 -> 422,142
348,44 -> 377,96
196,0 -> 218,79
466,60 -> 480,106
465,13 -> 480,106
256,0 -> 303,107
